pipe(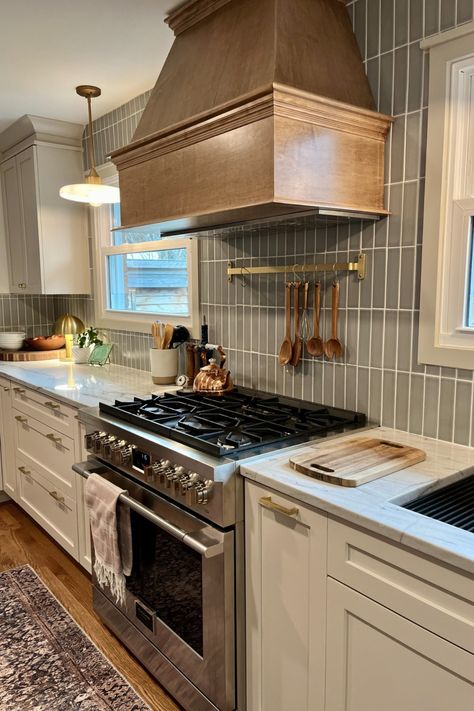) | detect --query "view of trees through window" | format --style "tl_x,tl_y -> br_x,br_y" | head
107,204 -> 190,316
